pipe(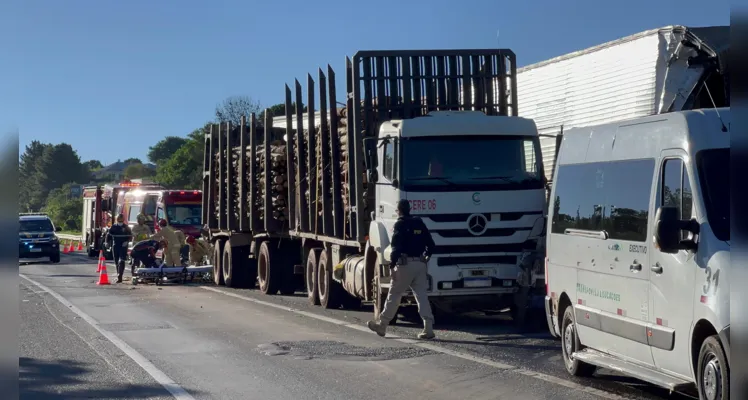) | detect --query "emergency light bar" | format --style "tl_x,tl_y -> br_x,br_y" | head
168,191 -> 200,195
